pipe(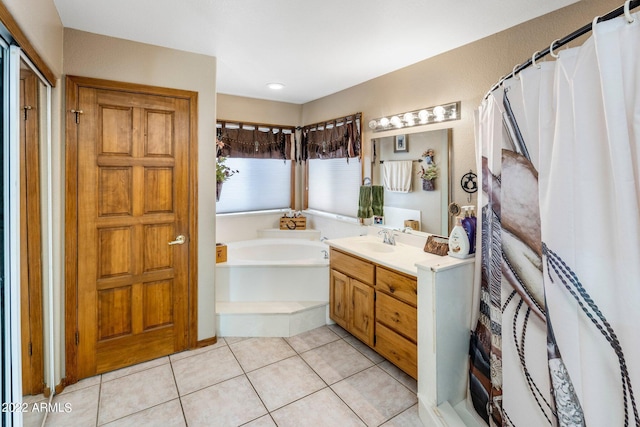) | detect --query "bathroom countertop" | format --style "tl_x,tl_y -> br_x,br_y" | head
326,234 -> 473,276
